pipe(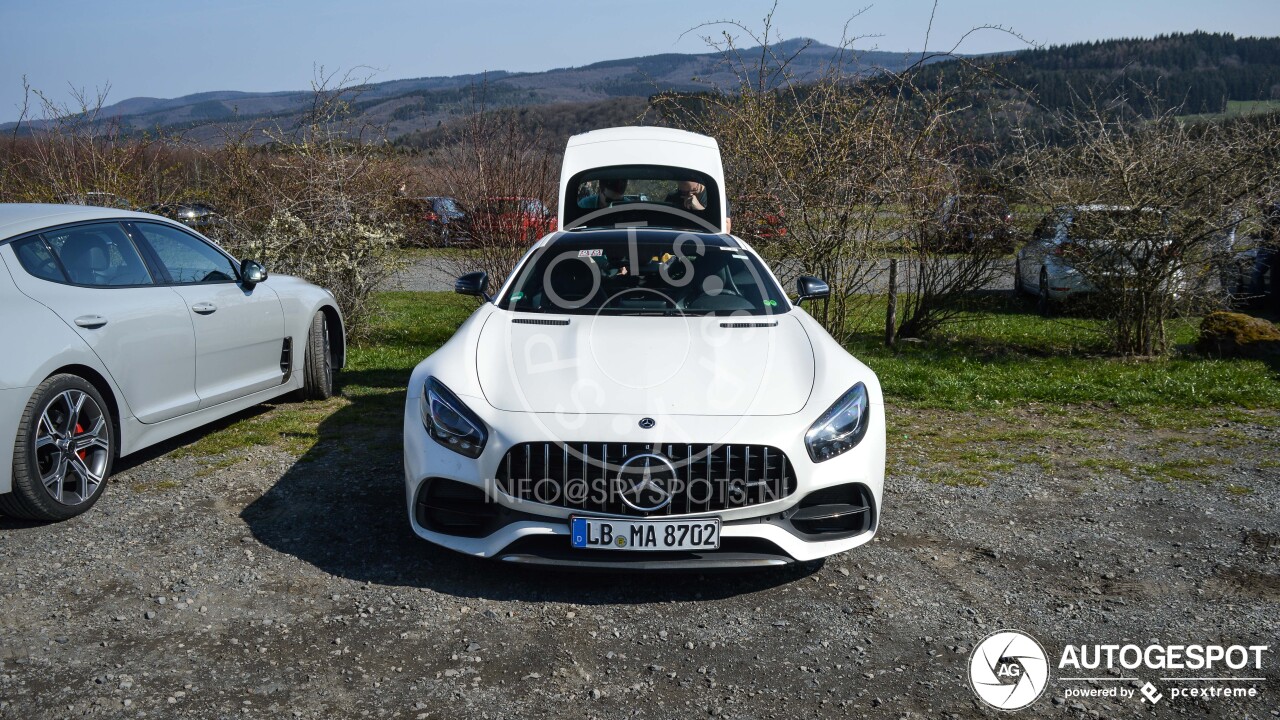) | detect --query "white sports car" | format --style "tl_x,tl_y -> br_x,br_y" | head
403,128 -> 885,569
0,204 -> 345,521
